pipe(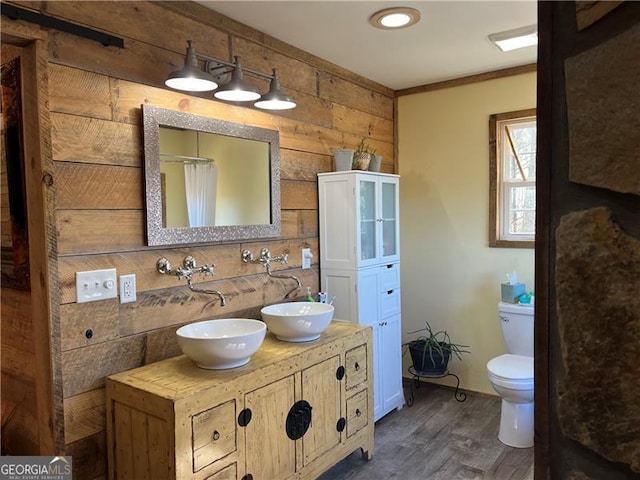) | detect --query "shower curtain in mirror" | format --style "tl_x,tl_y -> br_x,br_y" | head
184,163 -> 217,227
